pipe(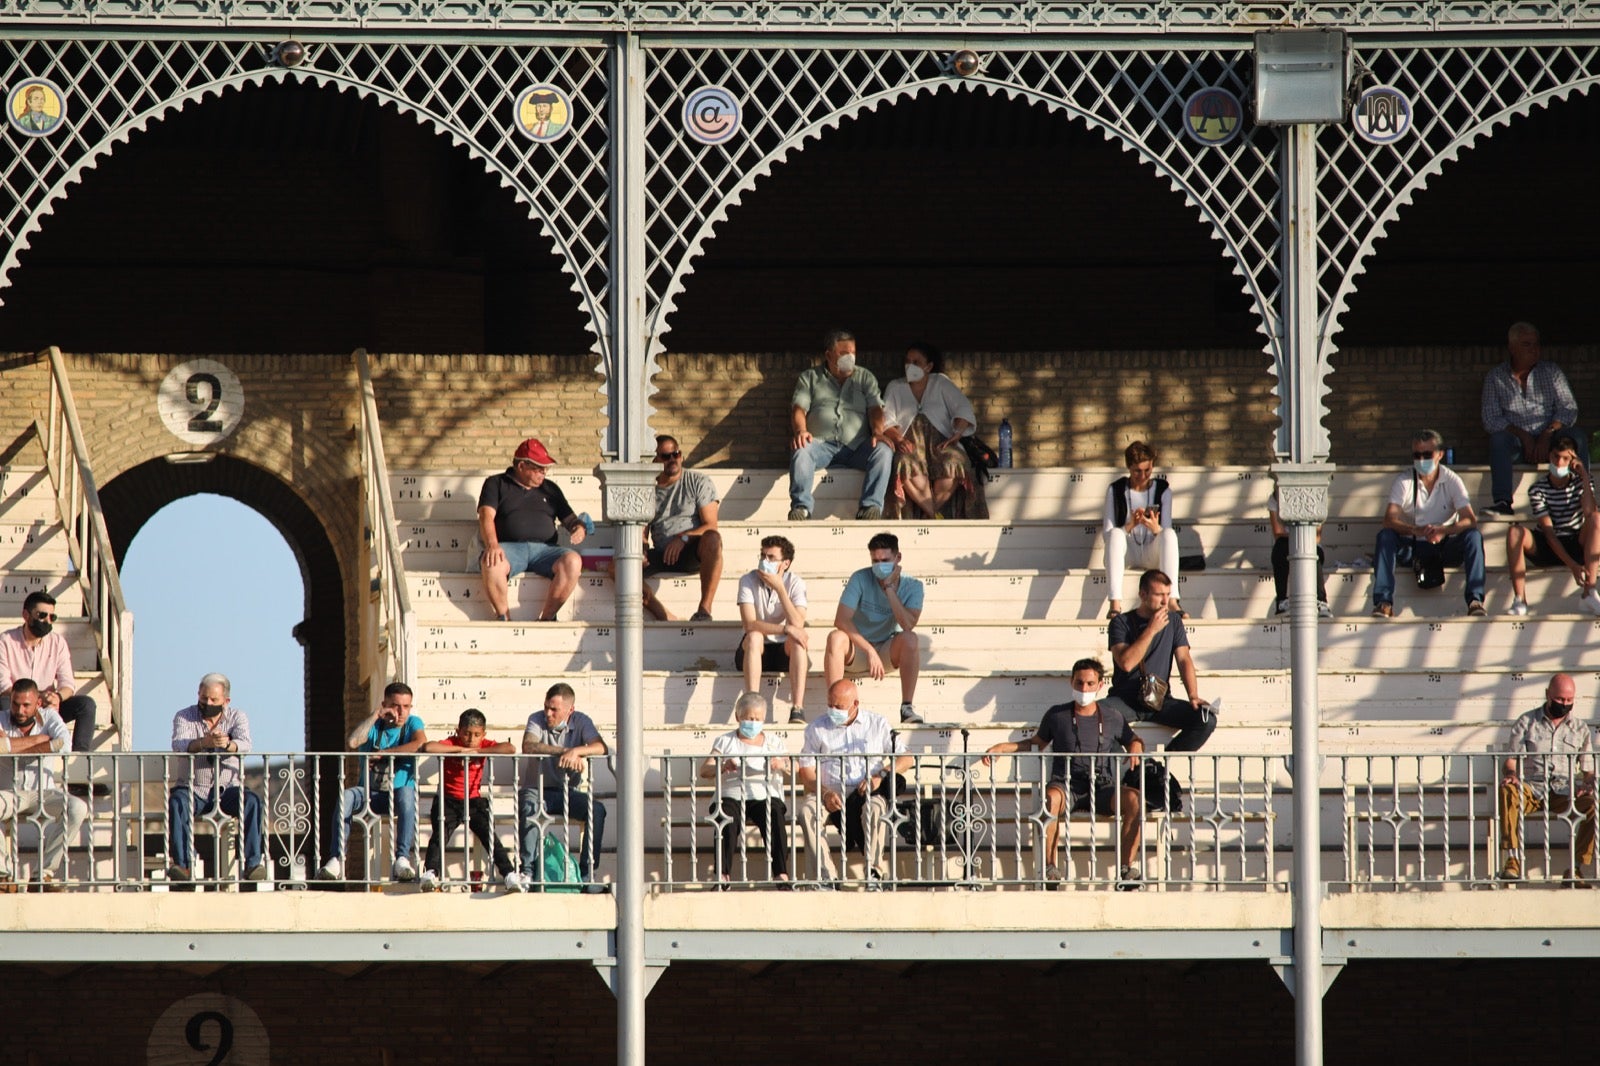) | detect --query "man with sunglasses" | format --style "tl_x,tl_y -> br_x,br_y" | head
477,438 -> 587,622
641,434 -> 722,622
1371,430 -> 1486,618
0,591 -> 96,753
